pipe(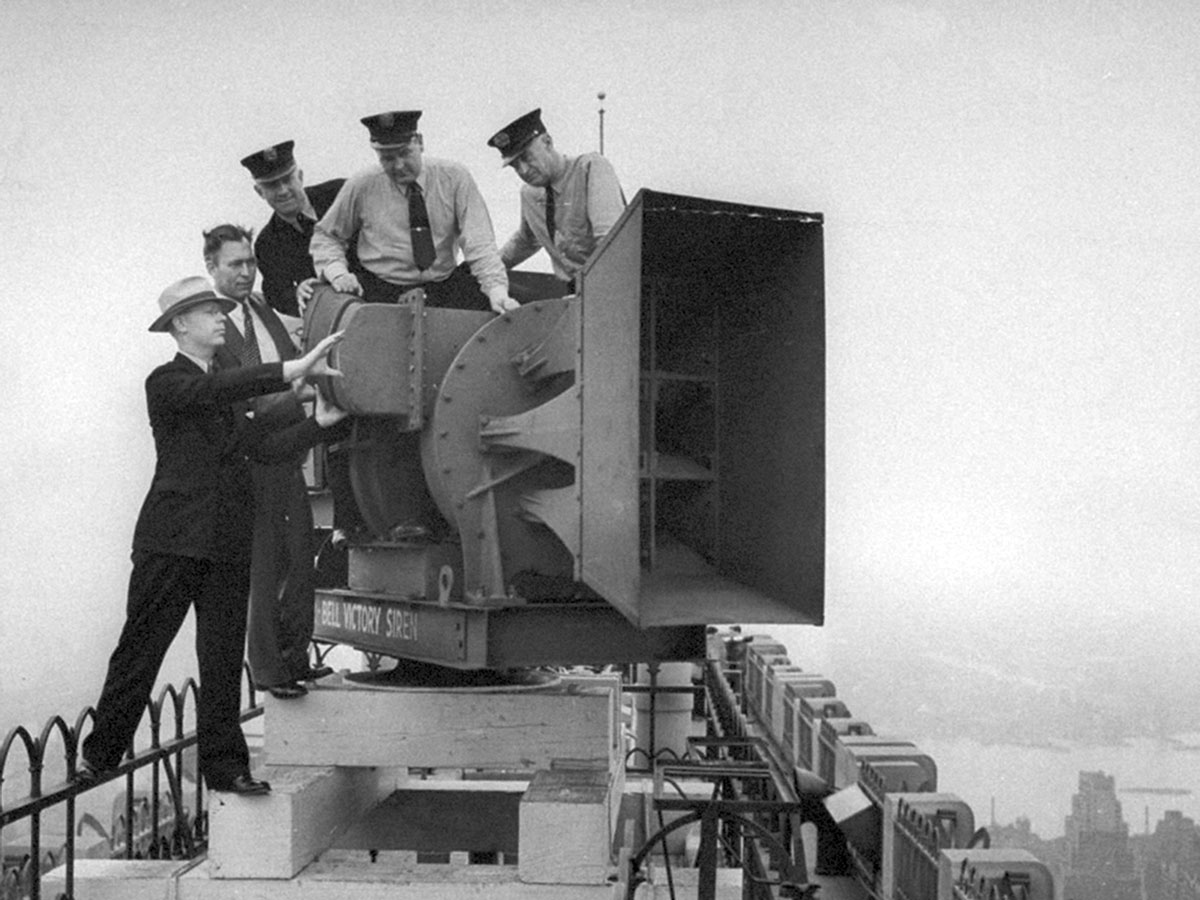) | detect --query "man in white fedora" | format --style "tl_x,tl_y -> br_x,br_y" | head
77,277 -> 345,795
